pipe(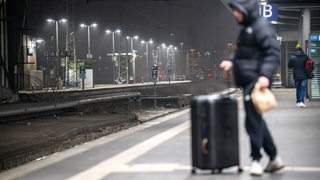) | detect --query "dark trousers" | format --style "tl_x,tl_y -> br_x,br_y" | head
243,81 -> 277,161
295,80 -> 307,103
